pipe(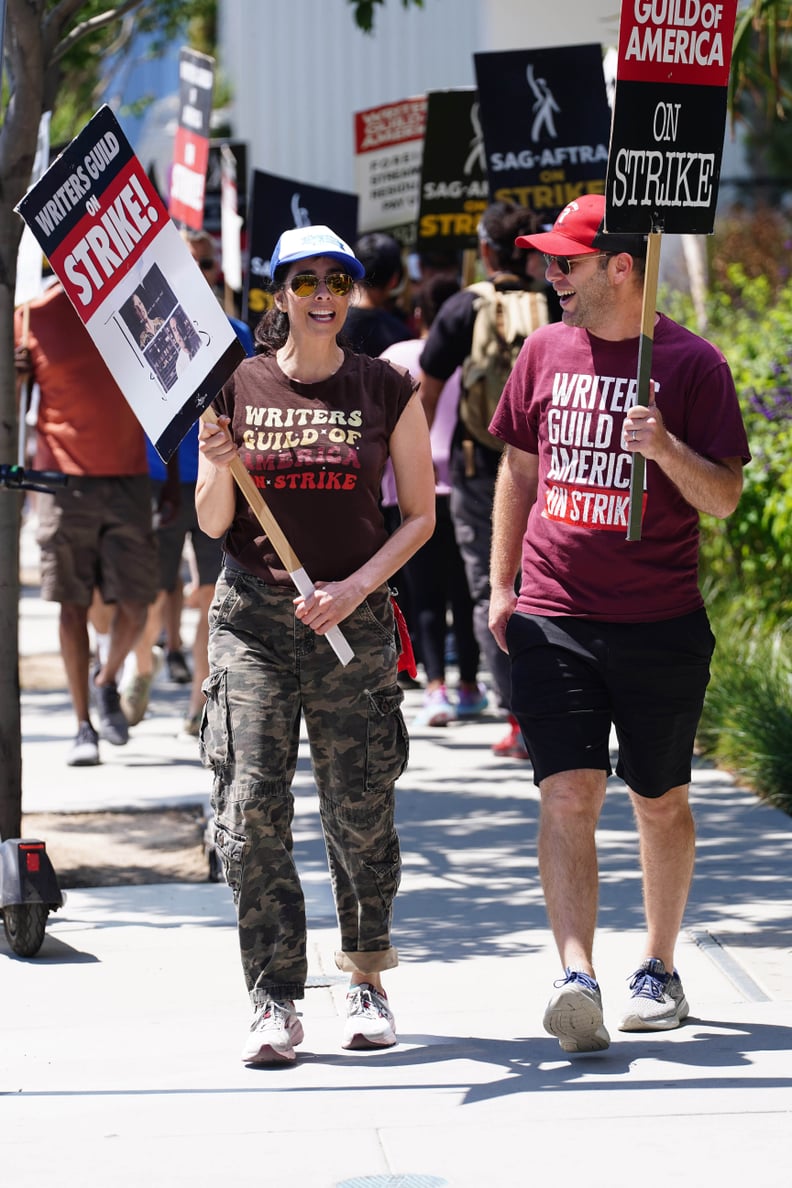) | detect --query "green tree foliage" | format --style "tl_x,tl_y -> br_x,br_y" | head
729,0 -> 792,182
348,0 -> 424,33
663,210 -> 792,815
700,266 -> 792,628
